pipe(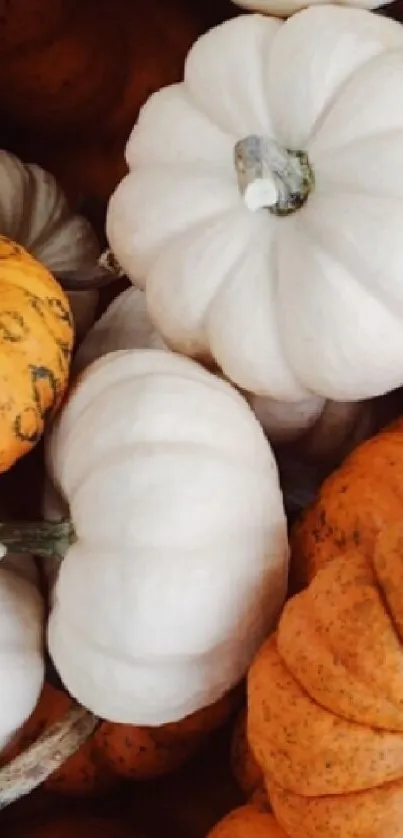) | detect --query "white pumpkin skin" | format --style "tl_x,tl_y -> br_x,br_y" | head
73,286 -> 166,375
231,0 -> 392,19
46,349 -> 288,725
0,150 -> 100,338
73,286 -> 378,465
0,555 -> 45,752
42,287 -> 168,589
107,8 -> 403,403
250,393 -> 377,457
